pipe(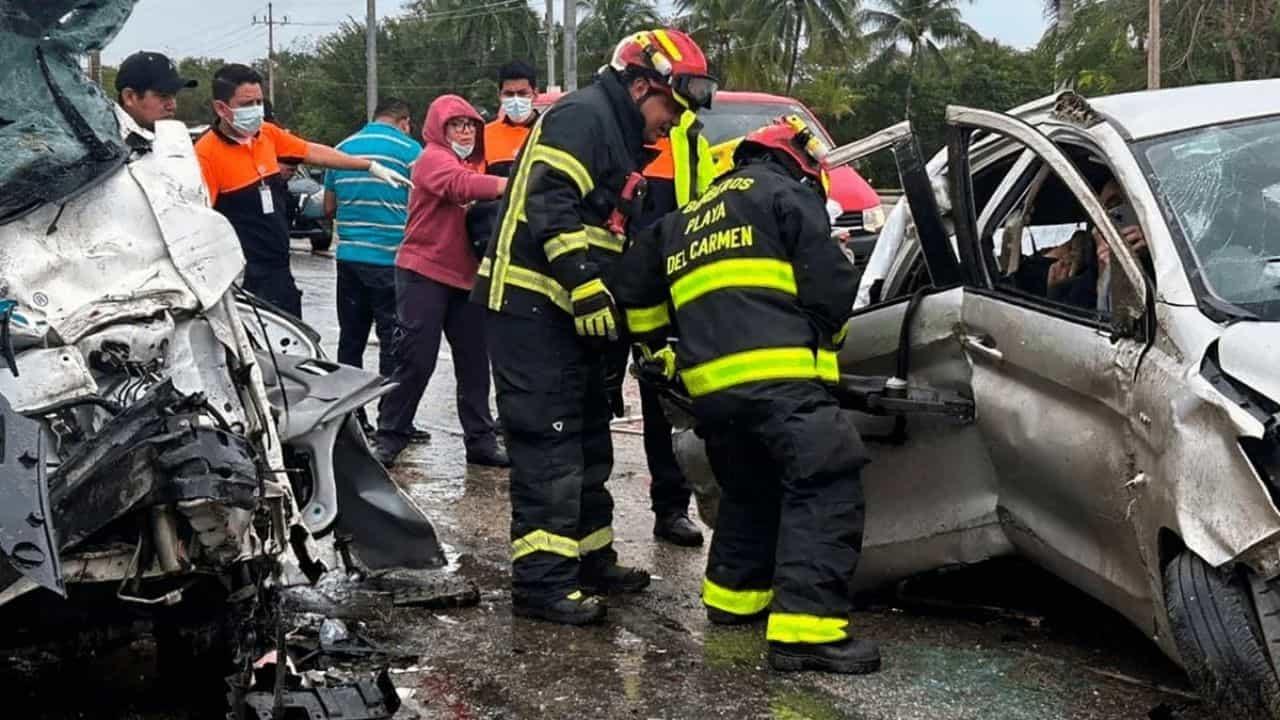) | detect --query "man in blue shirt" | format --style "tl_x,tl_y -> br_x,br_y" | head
324,98 -> 420,381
